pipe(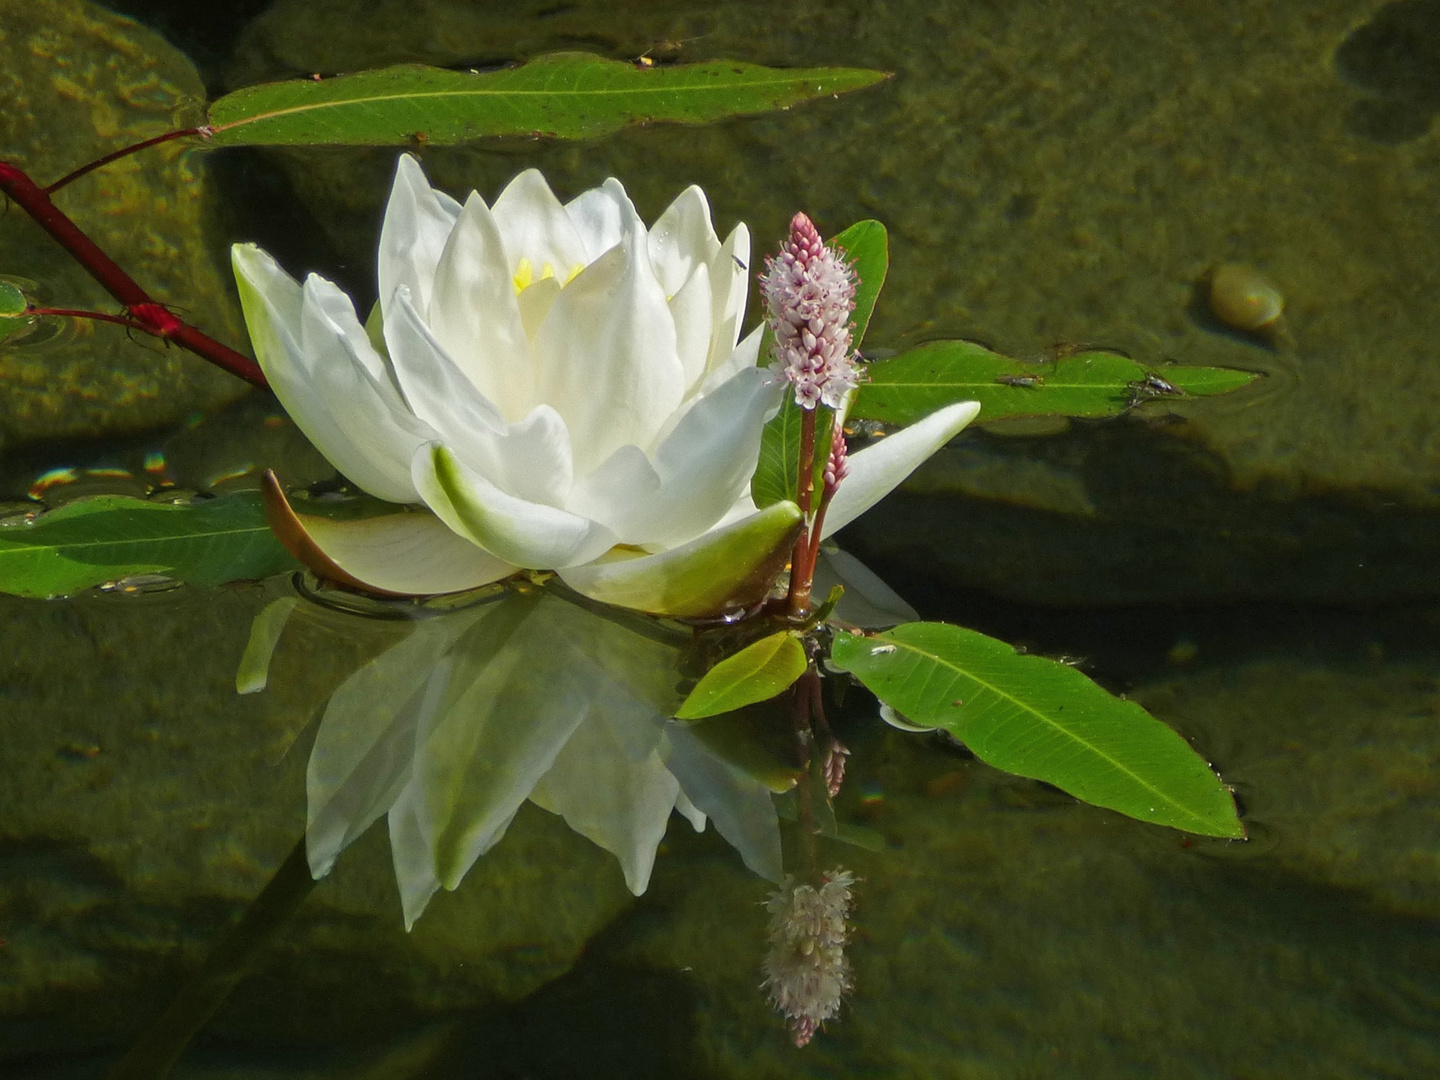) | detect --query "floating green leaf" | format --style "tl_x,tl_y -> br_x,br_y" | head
676,630 -> 808,720
205,54 -> 890,147
0,281 -> 25,317
851,341 -> 1260,426
0,493 -> 297,598
831,622 -> 1244,838
750,220 -> 886,508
